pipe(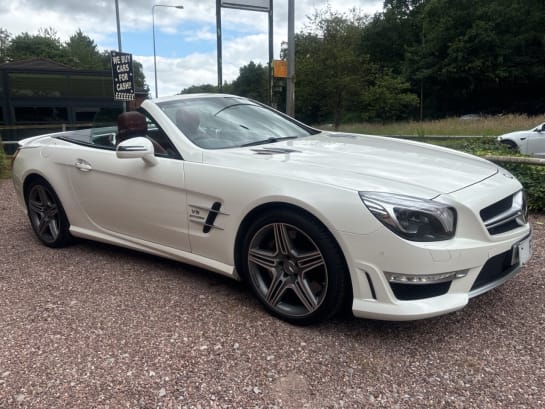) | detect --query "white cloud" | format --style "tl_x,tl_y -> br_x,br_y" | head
182,27 -> 217,42
139,33 -> 269,97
